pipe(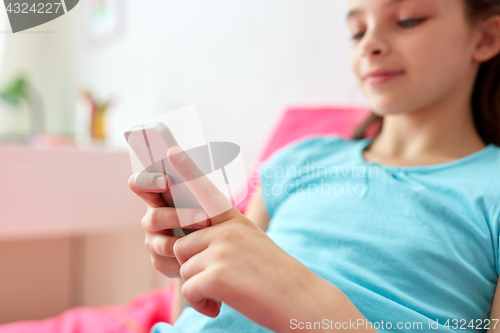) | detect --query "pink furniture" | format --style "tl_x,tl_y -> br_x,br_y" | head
0,105 -> 371,333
